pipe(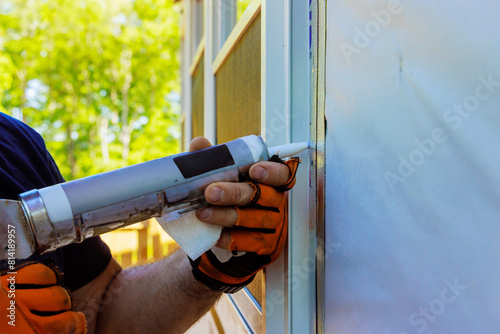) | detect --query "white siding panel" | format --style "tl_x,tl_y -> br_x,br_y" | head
325,1 -> 500,333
